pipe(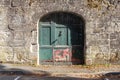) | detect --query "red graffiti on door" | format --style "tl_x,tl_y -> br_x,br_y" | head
54,48 -> 71,61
